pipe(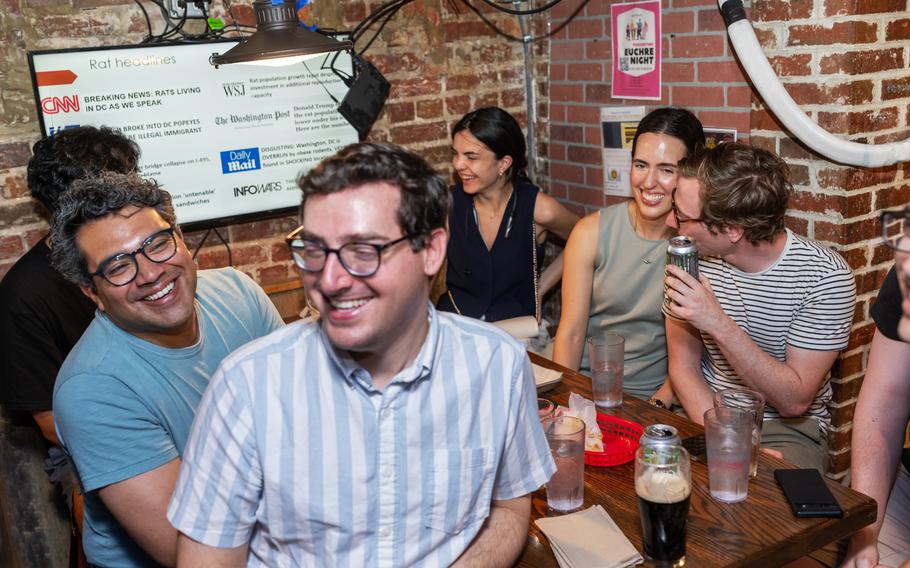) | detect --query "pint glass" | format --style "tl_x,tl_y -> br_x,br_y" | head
704,406 -> 752,503
713,388 -> 765,477
635,444 -> 691,568
543,415 -> 586,512
586,332 -> 624,408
